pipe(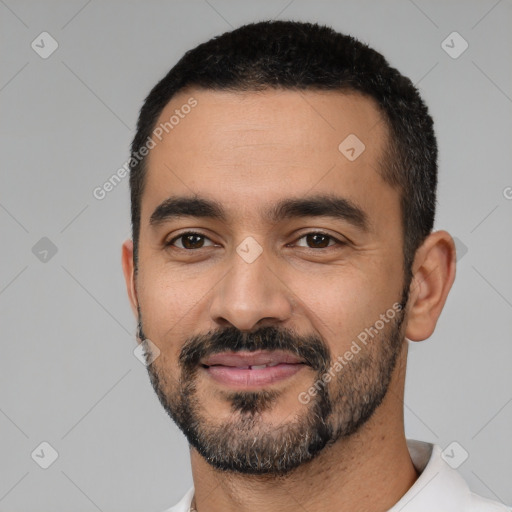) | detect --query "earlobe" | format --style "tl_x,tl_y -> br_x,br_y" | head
121,239 -> 139,318
404,230 -> 456,342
